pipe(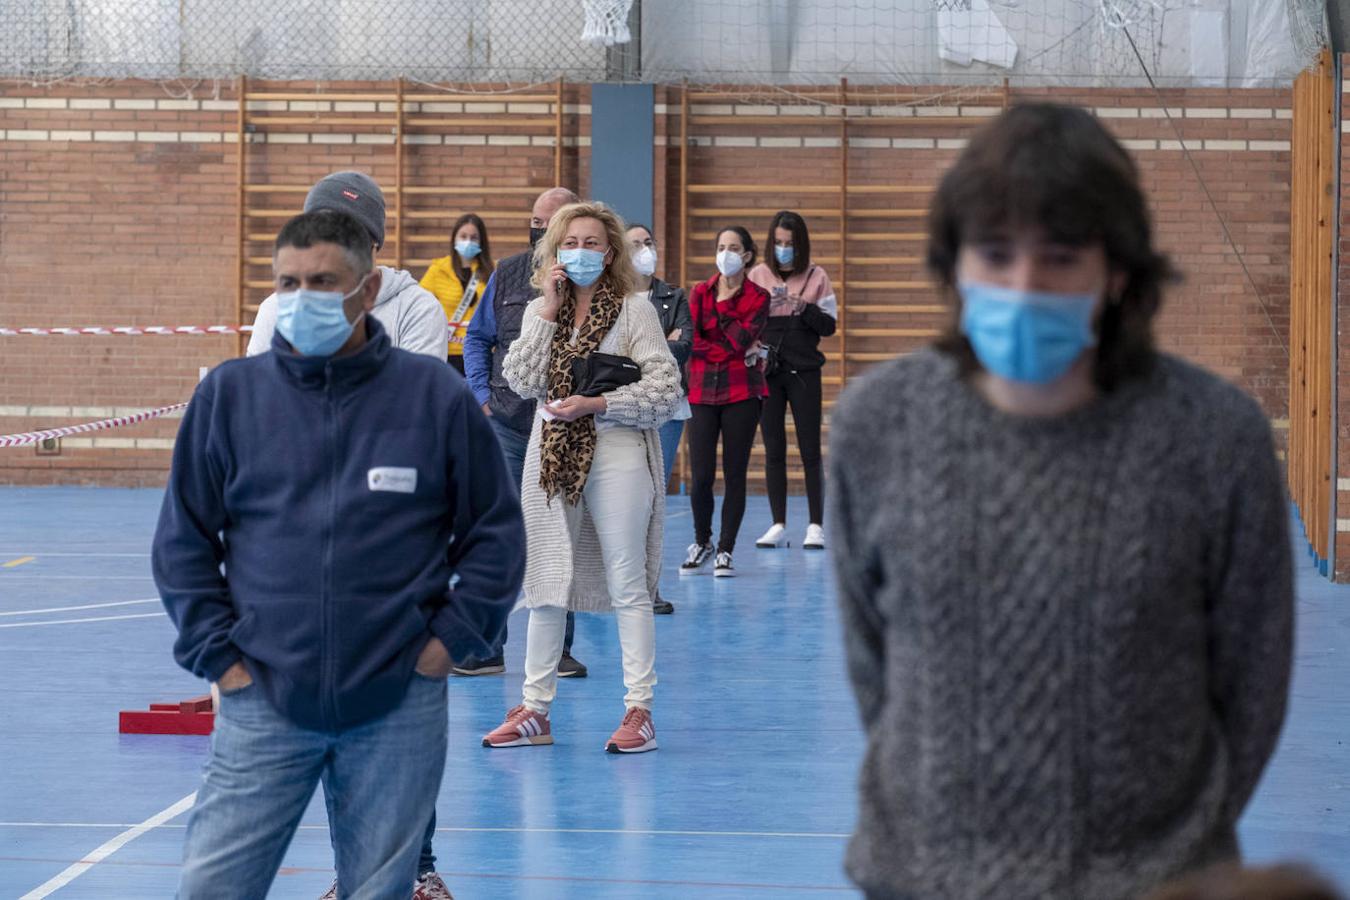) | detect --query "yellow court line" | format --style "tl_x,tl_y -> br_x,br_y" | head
2,556 -> 36,568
